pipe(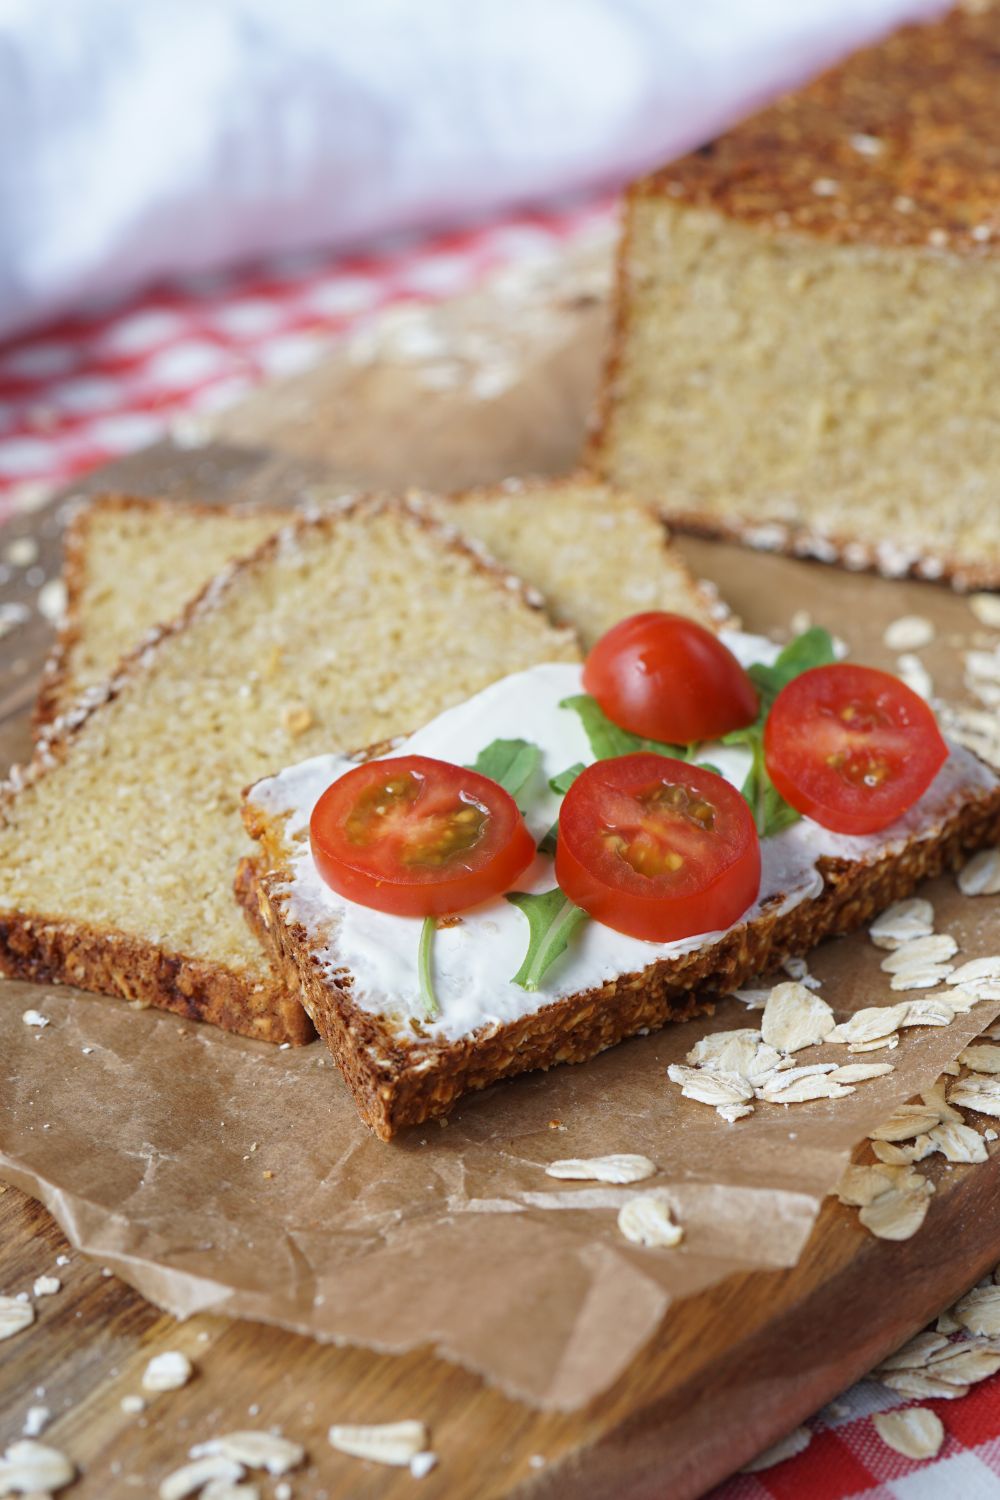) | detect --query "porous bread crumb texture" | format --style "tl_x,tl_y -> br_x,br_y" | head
435,476 -> 718,648
0,500 -> 578,1035
37,495 -> 286,728
596,198 -> 1000,586
240,780 -> 1000,1138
